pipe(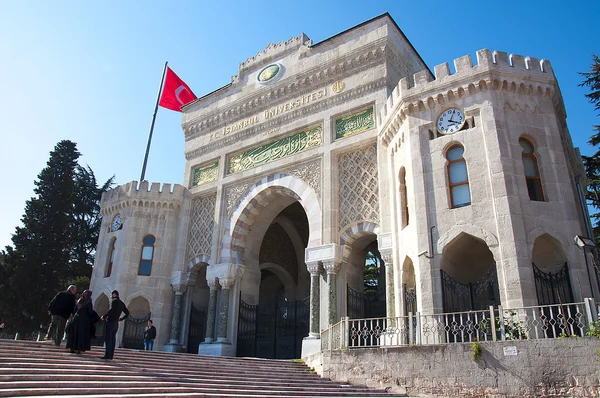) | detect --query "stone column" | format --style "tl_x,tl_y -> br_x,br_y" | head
382,253 -> 395,318
204,278 -> 219,343
217,278 -> 234,343
163,283 -> 187,352
323,260 -> 340,325
307,262 -> 321,338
